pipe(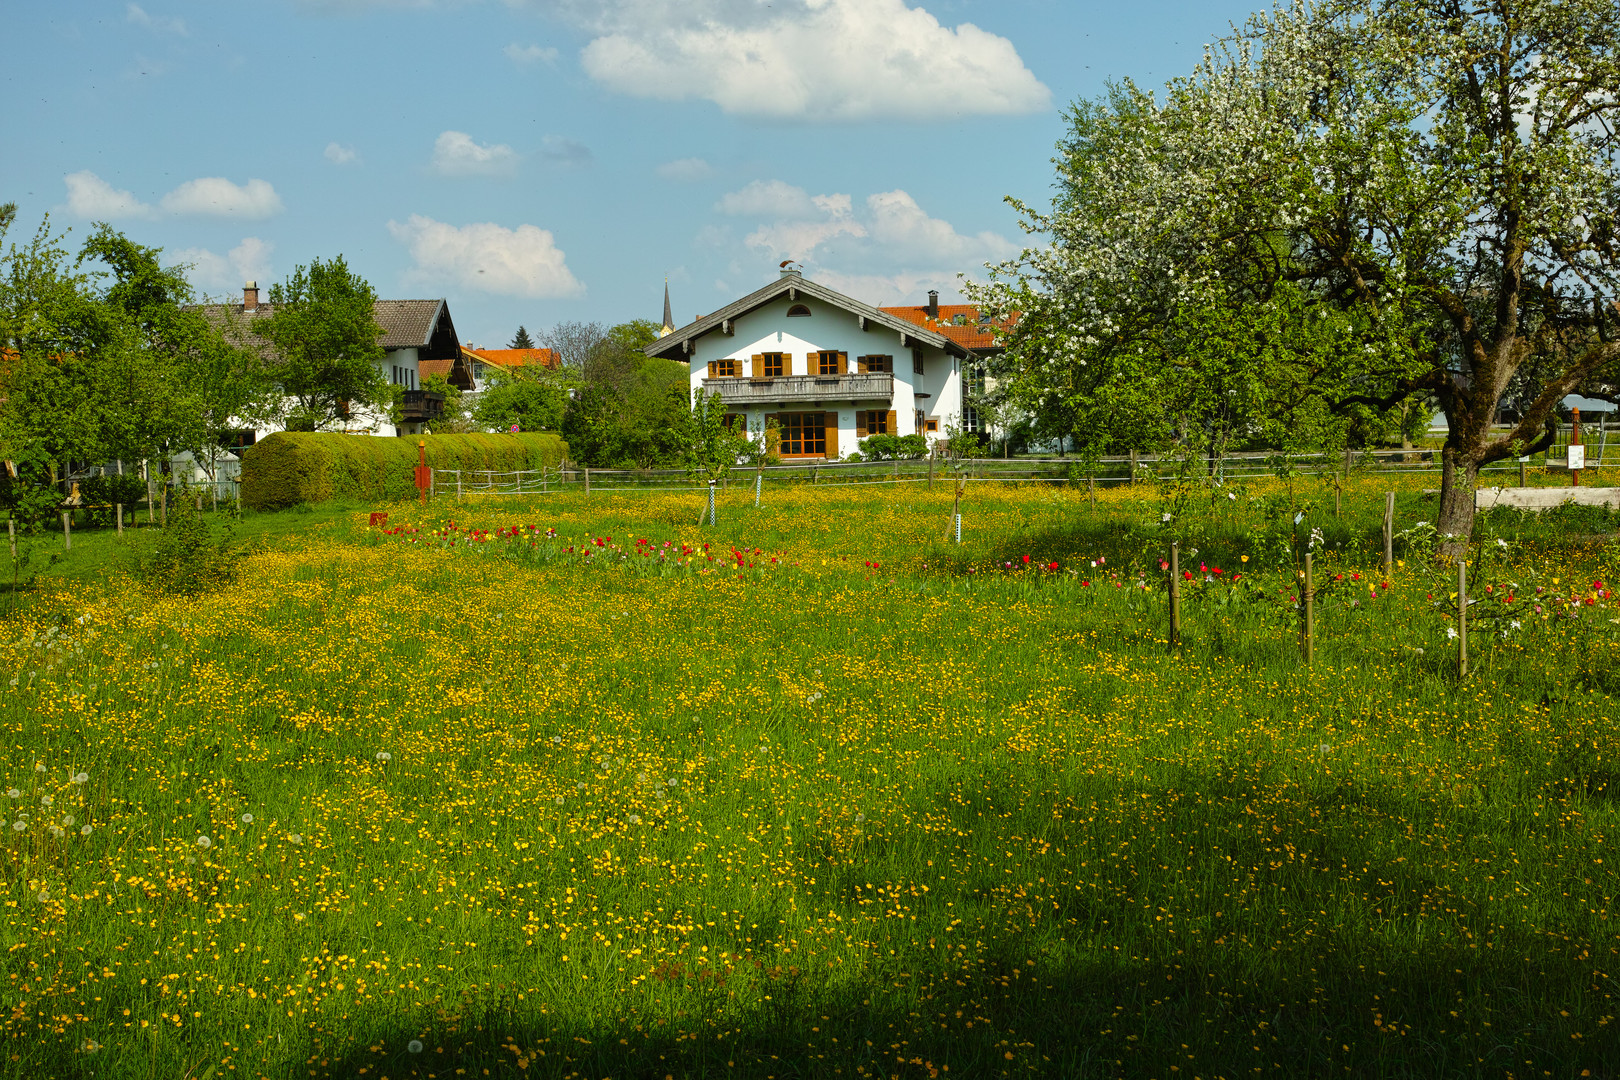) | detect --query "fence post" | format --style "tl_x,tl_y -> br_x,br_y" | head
62,511 -> 71,551
1382,492 -> 1395,577
1520,458 -> 1528,488
951,476 -> 965,544
1171,543 -> 1182,641
1302,552 -> 1315,666
116,503 -> 123,535
1457,559 -> 1468,678
1130,448 -> 1139,483
584,467 -> 591,495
